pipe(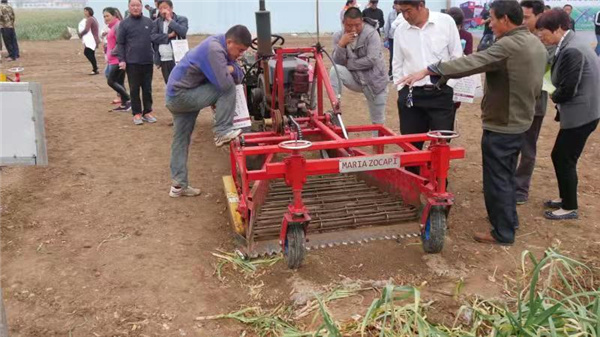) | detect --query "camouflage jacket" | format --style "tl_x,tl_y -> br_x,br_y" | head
0,4 -> 15,28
